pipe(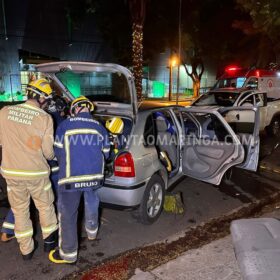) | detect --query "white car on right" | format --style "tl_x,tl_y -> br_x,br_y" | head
192,88 -> 280,137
